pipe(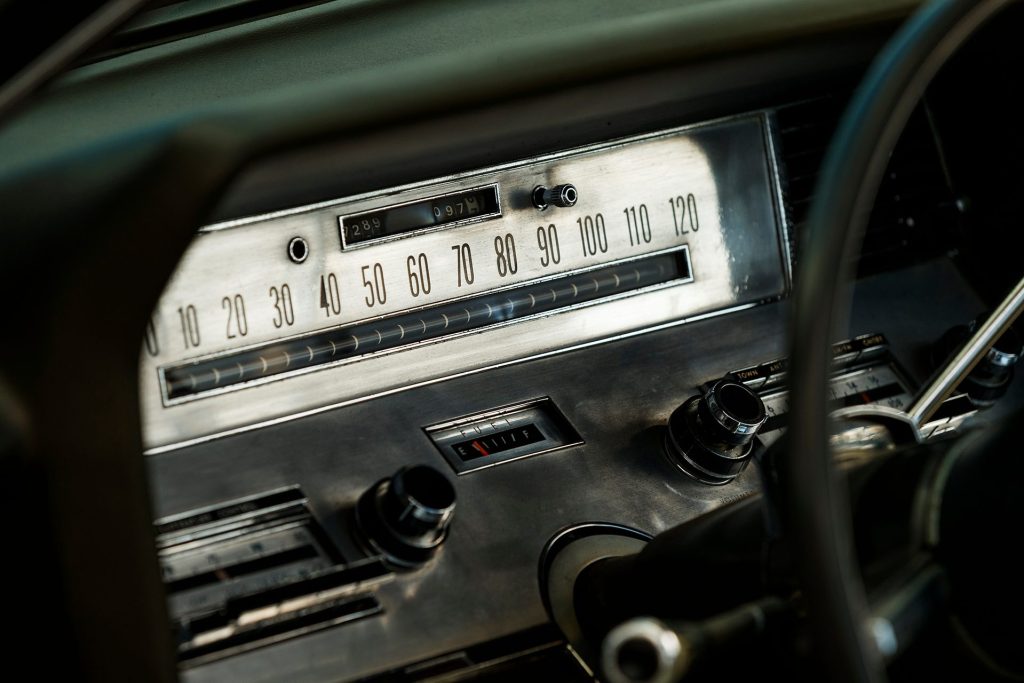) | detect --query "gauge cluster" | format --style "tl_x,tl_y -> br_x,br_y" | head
140,114 -> 789,452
